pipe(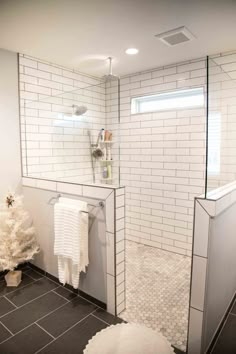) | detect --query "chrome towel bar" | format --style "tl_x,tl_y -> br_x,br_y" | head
48,194 -> 105,213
